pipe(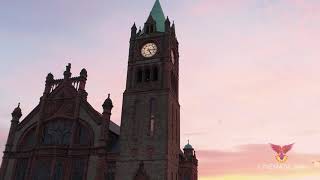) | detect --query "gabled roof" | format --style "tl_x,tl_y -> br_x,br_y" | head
81,100 -> 120,135
150,0 -> 165,32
